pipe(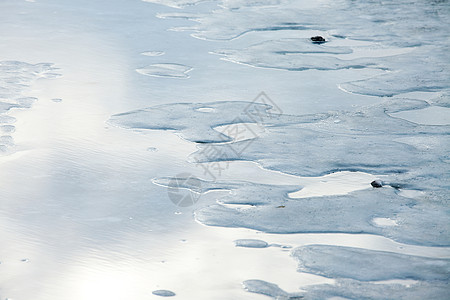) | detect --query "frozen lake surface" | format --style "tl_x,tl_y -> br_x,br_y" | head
0,0 -> 449,299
